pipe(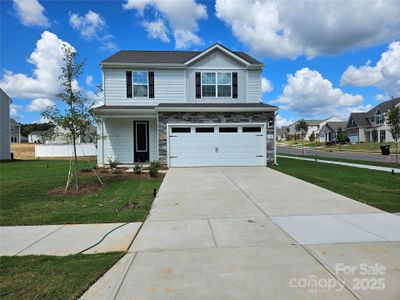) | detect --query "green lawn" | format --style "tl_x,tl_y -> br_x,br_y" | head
279,141 -> 399,154
0,160 -> 162,225
0,253 -> 123,299
324,142 -> 398,153
271,157 -> 400,213
278,153 -> 400,168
